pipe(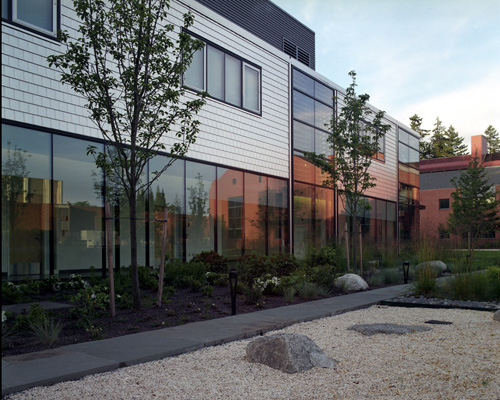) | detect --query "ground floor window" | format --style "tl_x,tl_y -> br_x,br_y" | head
1,123 -> 289,280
